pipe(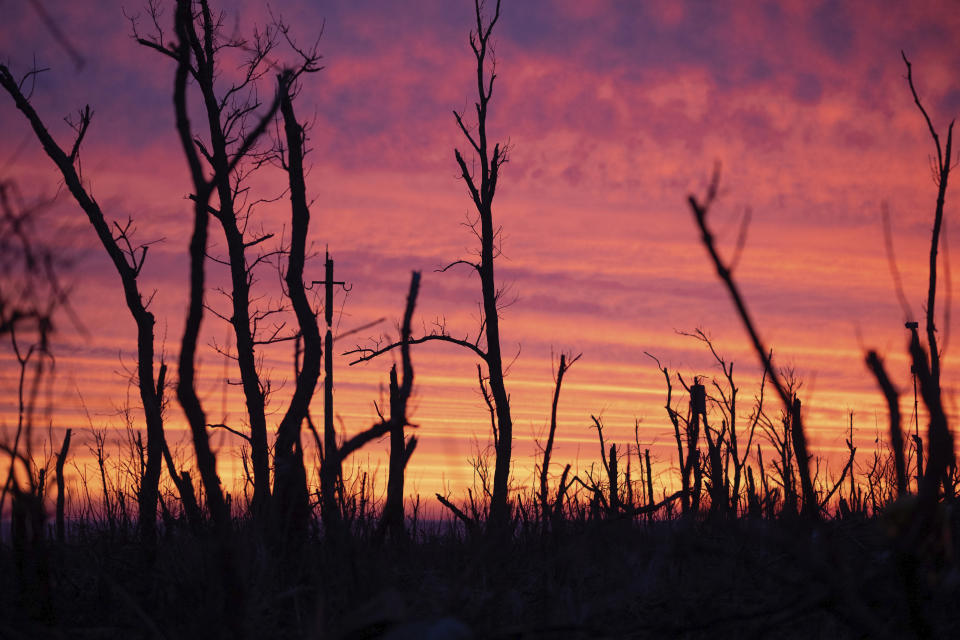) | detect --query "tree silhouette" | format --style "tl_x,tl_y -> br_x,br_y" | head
378,273 -> 421,540
688,167 -> 818,519
348,0 -> 516,532
0,64 -> 185,543
137,0 -> 306,523
135,0 -> 323,538
885,54 -> 958,553
166,0 -> 284,534
271,75 -> 323,541
901,53 -> 955,398
538,352 -> 579,525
